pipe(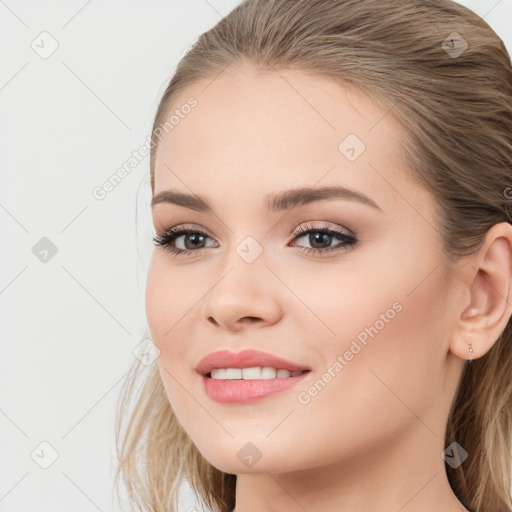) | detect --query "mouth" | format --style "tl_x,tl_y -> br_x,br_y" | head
195,349 -> 312,403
